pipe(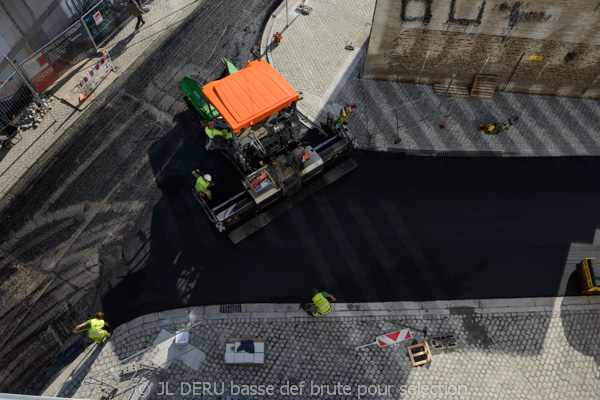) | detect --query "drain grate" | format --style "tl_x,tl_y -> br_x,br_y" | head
220,304 -> 242,313
436,151 -> 454,157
